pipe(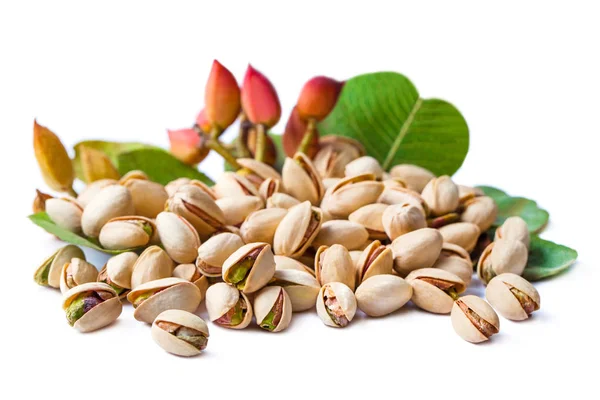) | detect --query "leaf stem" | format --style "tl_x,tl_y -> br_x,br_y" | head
254,123 -> 266,162
236,113 -> 252,158
298,118 -> 317,154
206,138 -> 241,170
